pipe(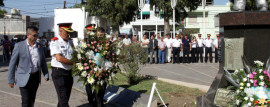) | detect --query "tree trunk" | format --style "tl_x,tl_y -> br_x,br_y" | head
164,18 -> 170,37
112,24 -> 120,37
